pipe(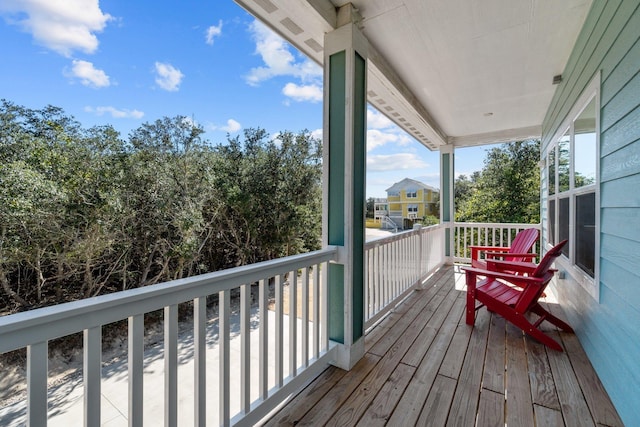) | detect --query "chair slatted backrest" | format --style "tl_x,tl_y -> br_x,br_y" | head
503,228 -> 539,262
514,240 -> 568,313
